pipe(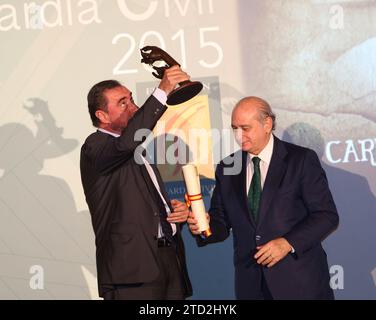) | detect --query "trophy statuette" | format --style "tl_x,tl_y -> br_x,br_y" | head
140,46 -> 203,105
